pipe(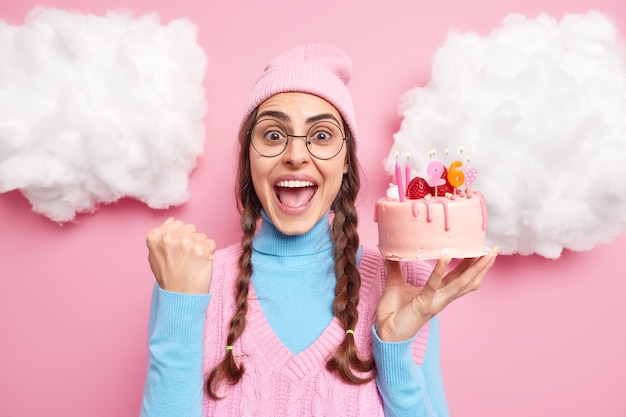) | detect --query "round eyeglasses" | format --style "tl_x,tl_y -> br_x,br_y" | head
250,118 -> 347,160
